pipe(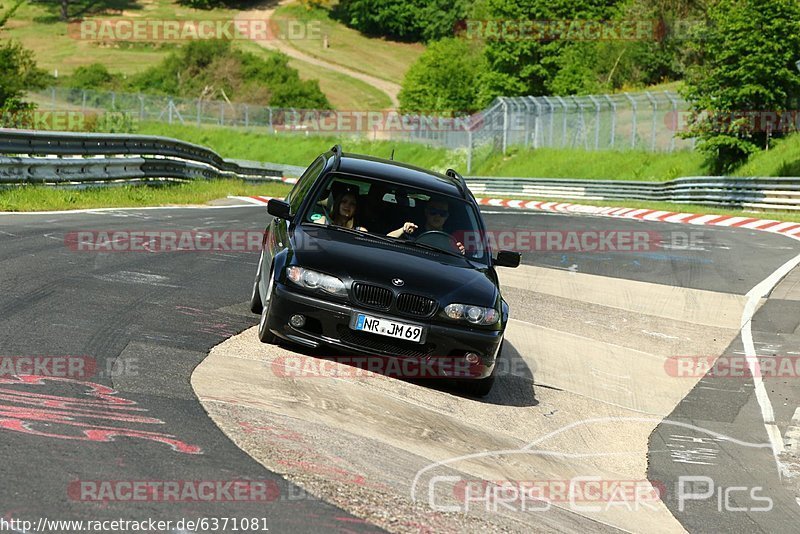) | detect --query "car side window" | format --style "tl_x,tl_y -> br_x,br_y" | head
286,157 -> 324,215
